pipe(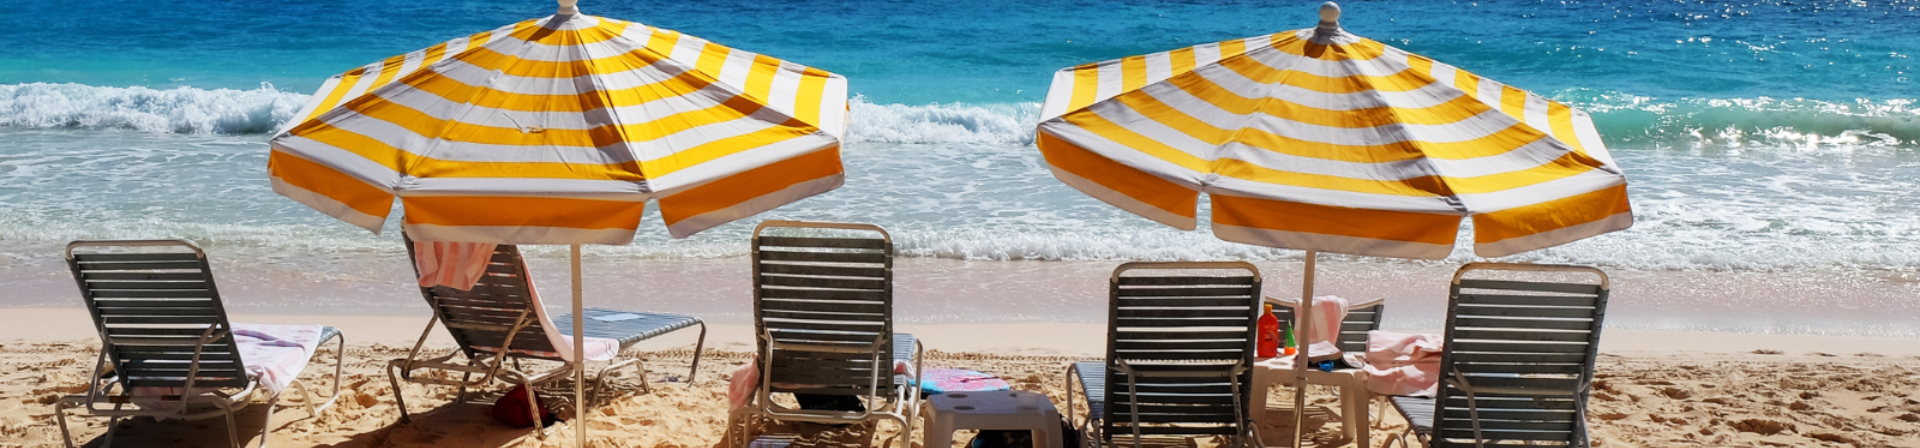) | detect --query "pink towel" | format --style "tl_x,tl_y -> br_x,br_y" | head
413,240 -> 498,291
1361,330 -> 1444,397
414,240 -> 618,363
726,357 -> 915,410
1300,295 -> 1349,347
